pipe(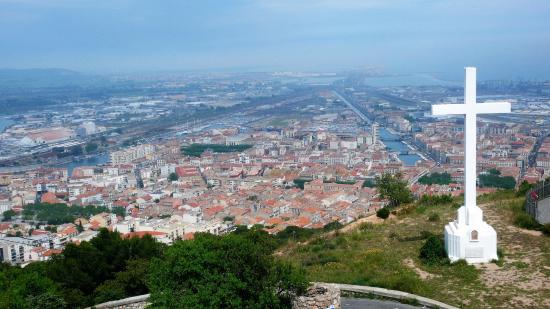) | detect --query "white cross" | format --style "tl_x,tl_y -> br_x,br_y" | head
432,67 -> 511,209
